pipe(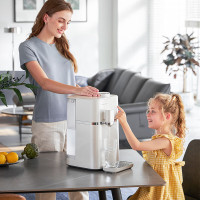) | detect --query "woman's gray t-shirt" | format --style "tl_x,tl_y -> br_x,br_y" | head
19,36 -> 76,122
